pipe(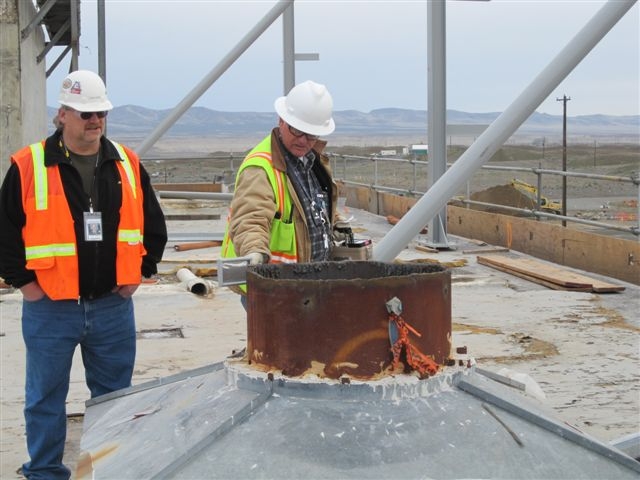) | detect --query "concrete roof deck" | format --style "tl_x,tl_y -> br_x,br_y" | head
0,197 -> 638,477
